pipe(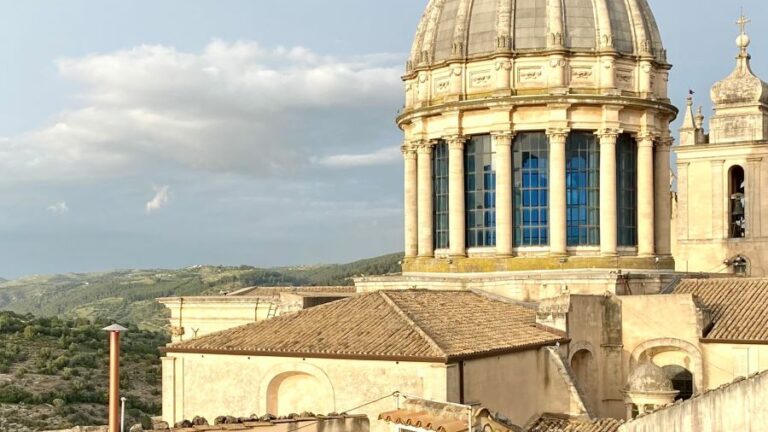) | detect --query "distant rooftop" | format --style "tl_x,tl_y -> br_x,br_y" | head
225,286 -> 357,297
